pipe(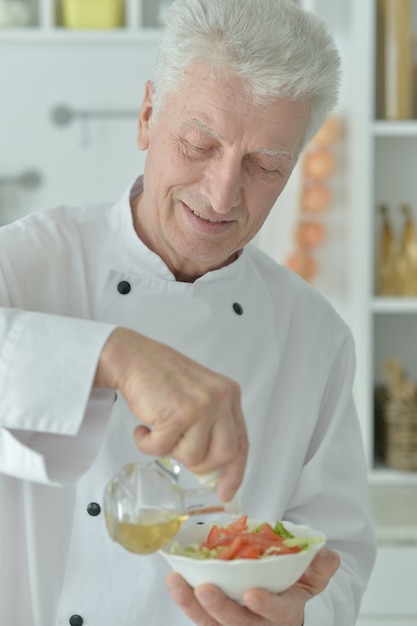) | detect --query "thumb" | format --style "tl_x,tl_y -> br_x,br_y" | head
297,548 -> 340,596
